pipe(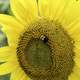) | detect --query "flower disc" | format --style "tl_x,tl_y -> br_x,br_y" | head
17,19 -> 75,80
